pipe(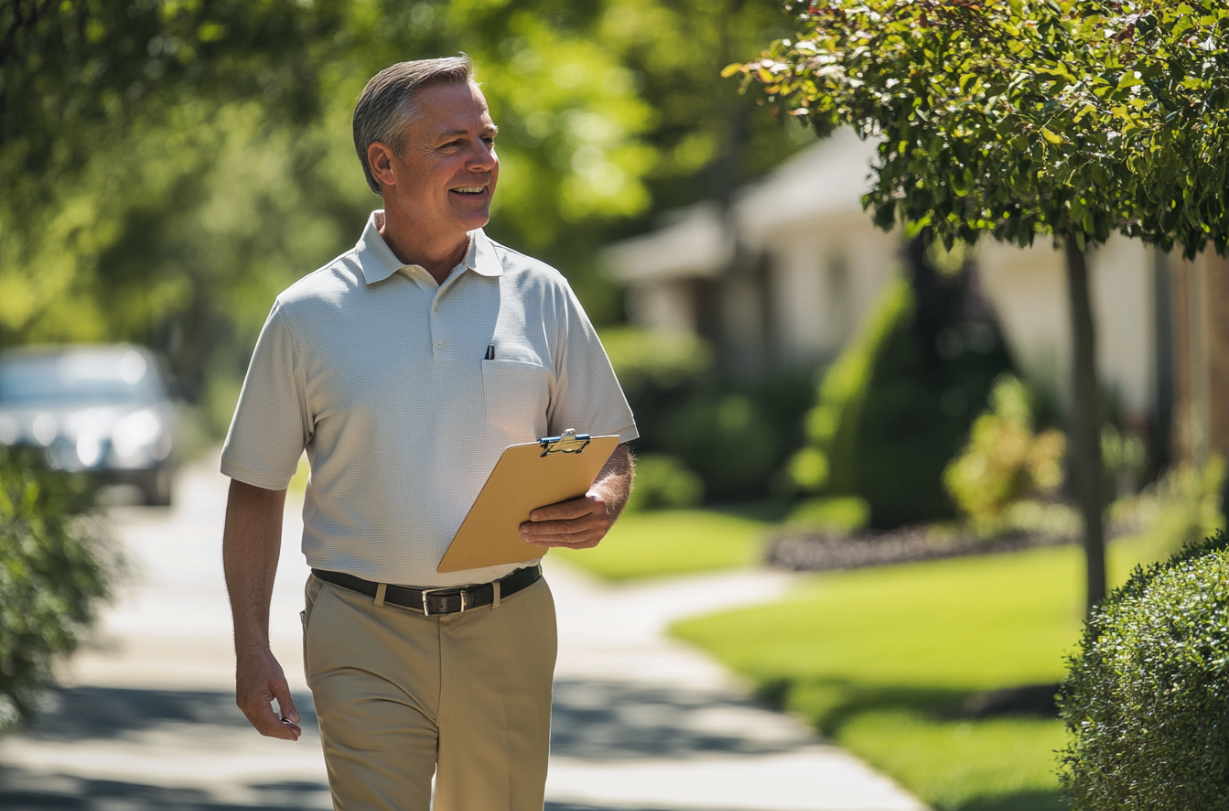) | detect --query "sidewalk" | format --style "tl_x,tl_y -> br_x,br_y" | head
545,564 -> 926,811
0,458 -> 927,810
